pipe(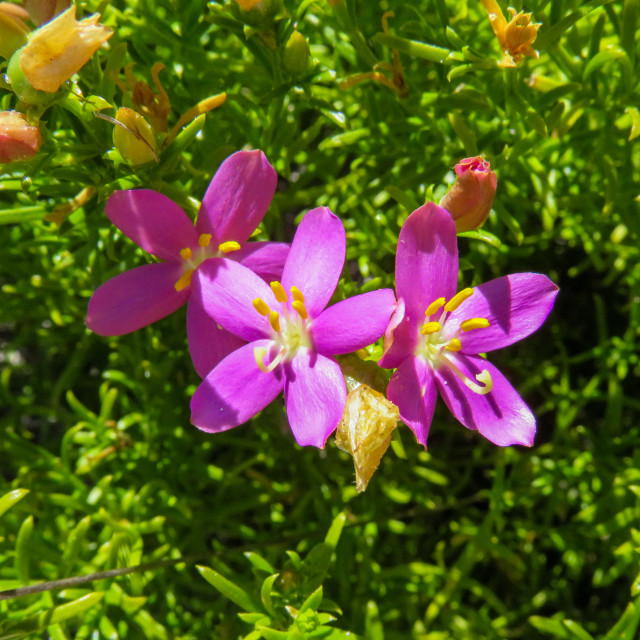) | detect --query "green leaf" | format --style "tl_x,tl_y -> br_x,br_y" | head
603,600 -> 640,640
0,489 -> 29,518
324,512 -> 347,550
197,565 -> 259,612
299,587 -> 323,614
15,516 -> 34,584
260,573 -> 280,618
